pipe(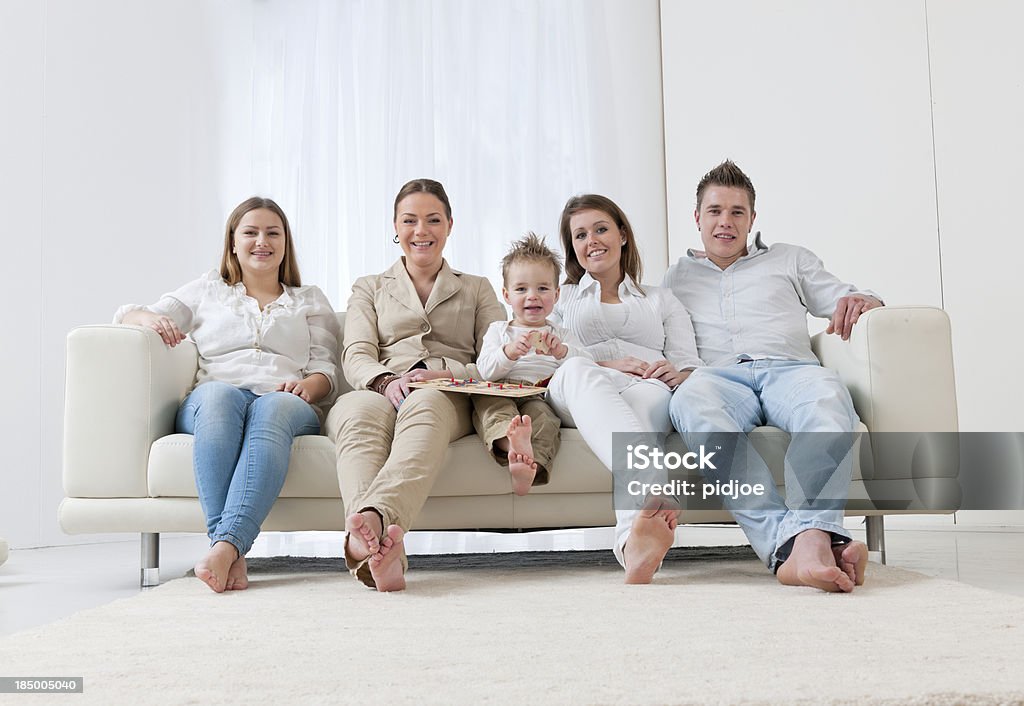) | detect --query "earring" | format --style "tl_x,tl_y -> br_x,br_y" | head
621,240 -> 626,245
393,234 -> 399,244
